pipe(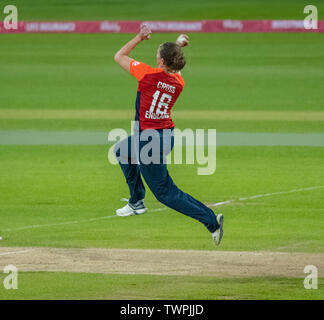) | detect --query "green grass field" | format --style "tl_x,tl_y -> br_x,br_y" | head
1,273 -> 323,300
0,1 -> 323,300
2,0 -> 324,20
